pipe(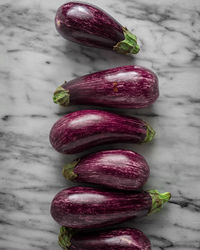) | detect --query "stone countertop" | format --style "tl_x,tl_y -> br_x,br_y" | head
1,0 -> 200,249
